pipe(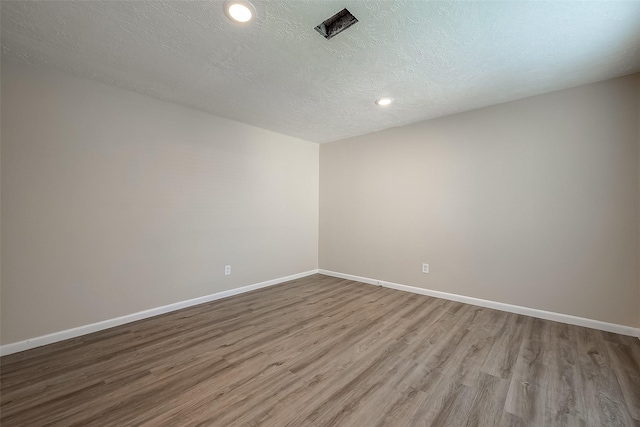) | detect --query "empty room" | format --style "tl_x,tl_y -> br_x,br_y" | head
1,1 -> 639,426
